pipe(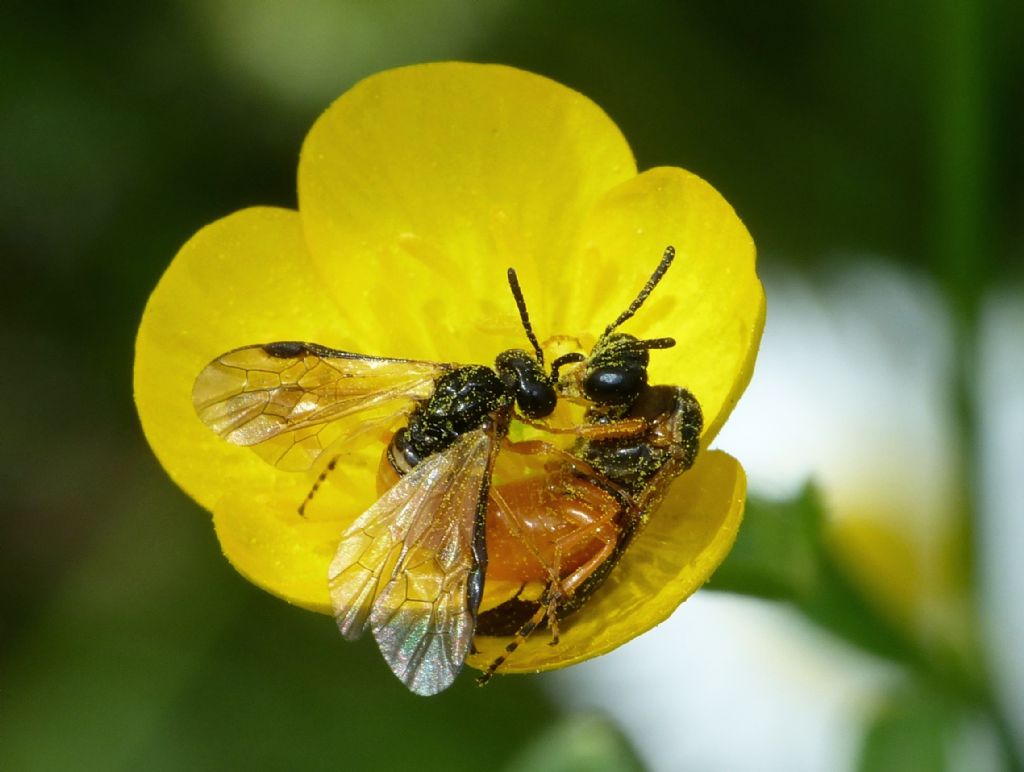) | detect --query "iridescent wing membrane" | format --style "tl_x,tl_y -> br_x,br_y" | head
193,342 -> 448,470
329,426 -> 498,695
193,341 -> 498,694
